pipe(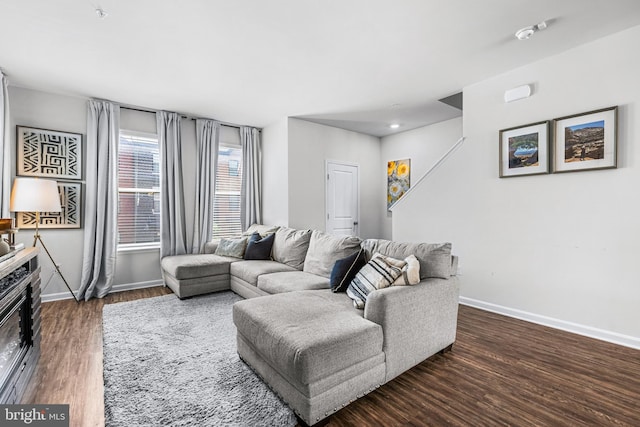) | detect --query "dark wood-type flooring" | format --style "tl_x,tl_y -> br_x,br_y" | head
23,287 -> 640,427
